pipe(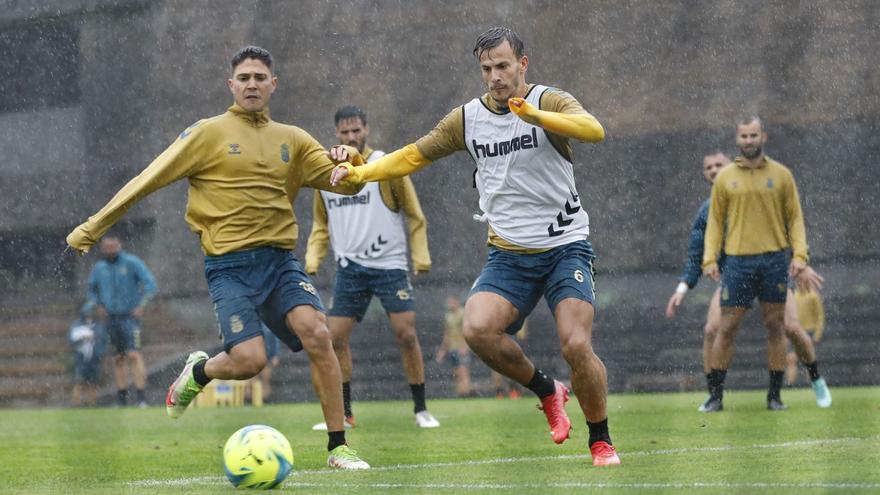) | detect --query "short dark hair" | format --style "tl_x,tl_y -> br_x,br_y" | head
473,27 -> 525,59
736,115 -> 763,130
703,150 -> 729,159
334,105 -> 367,126
231,46 -> 273,71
